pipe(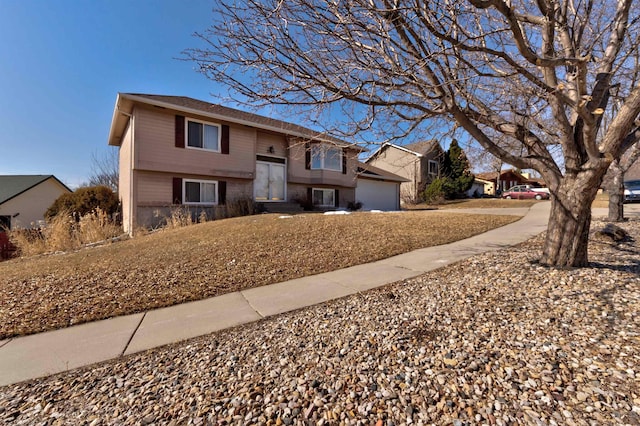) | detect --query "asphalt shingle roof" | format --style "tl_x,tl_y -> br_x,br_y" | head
124,94 -> 357,148
402,140 -> 440,155
0,175 -> 62,205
